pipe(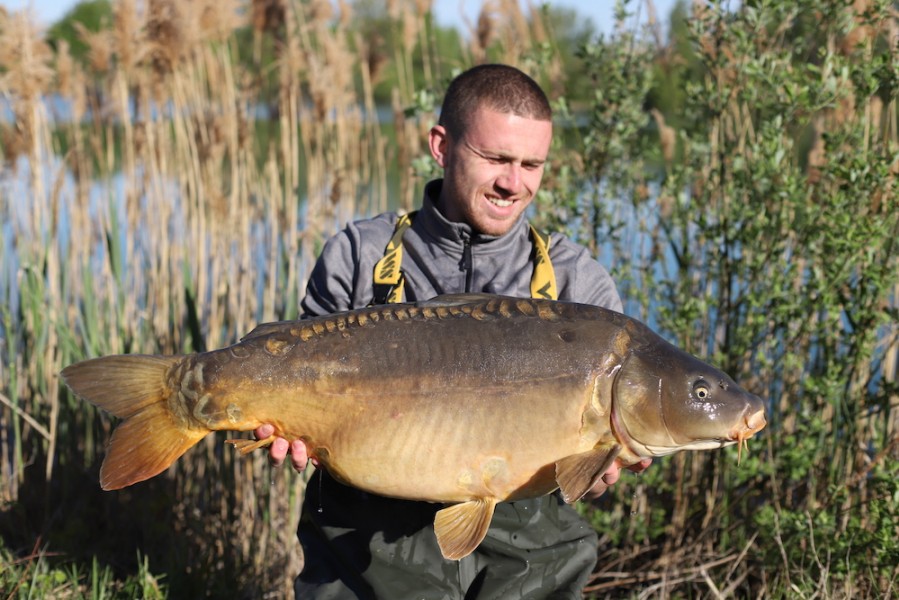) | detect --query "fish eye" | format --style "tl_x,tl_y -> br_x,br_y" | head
693,380 -> 711,400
